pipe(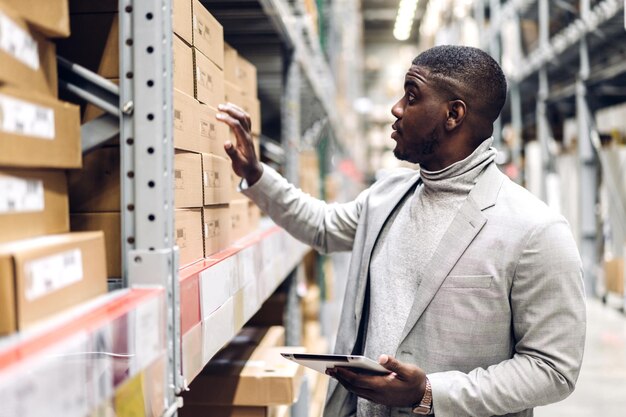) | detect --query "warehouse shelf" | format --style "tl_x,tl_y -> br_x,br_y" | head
0,288 -> 167,417
44,0 -> 333,415
463,0 -> 626,303
508,0 -> 624,82
178,222 -> 310,385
